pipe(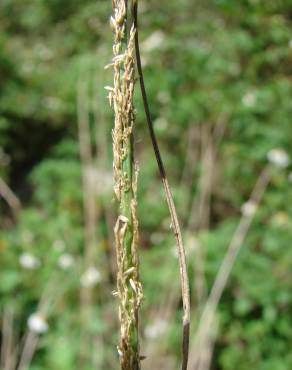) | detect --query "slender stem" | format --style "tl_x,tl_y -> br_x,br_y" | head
0,176 -> 21,218
189,166 -> 271,369
77,74 -> 99,366
131,1 -> 190,369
